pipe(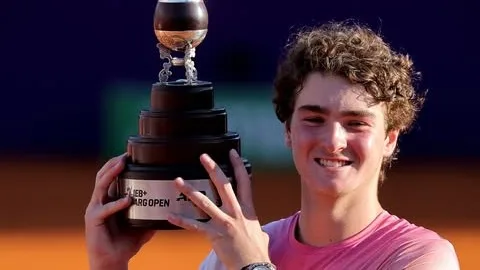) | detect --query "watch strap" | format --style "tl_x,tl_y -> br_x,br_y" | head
240,262 -> 277,270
